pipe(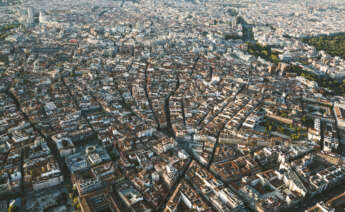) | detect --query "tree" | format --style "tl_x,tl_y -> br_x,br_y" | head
301,115 -> 306,122
271,54 -> 279,64
73,197 -> 78,205
277,126 -> 281,132
261,50 -> 268,56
